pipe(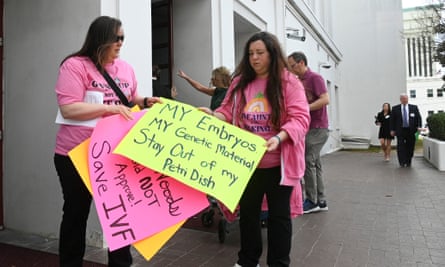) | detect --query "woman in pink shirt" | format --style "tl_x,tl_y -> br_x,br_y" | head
53,16 -> 160,267
202,32 -> 309,267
